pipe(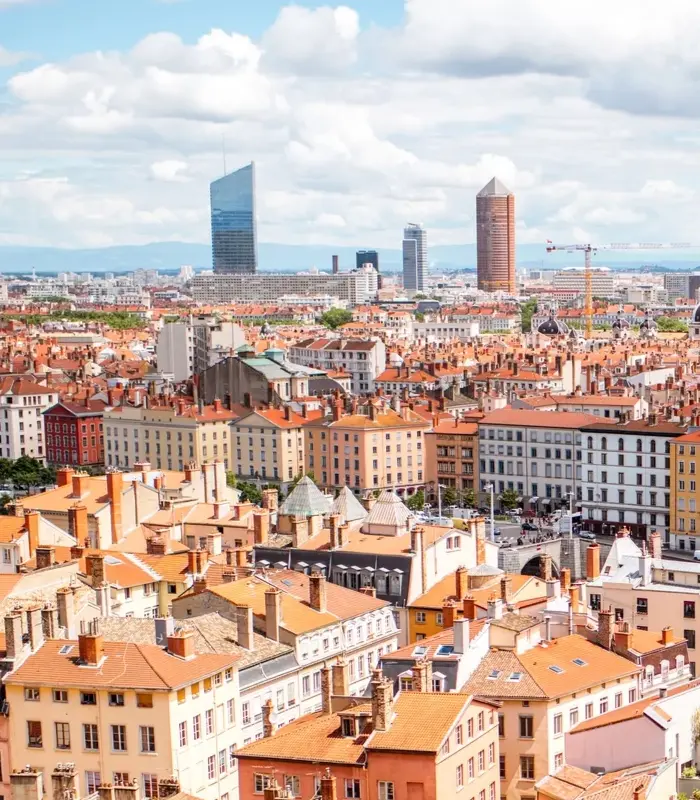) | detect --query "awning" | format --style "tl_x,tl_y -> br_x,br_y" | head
336,564 -> 348,569
542,498 -> 553,505
296,561 -> 309,567
530,496 -> 539,503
